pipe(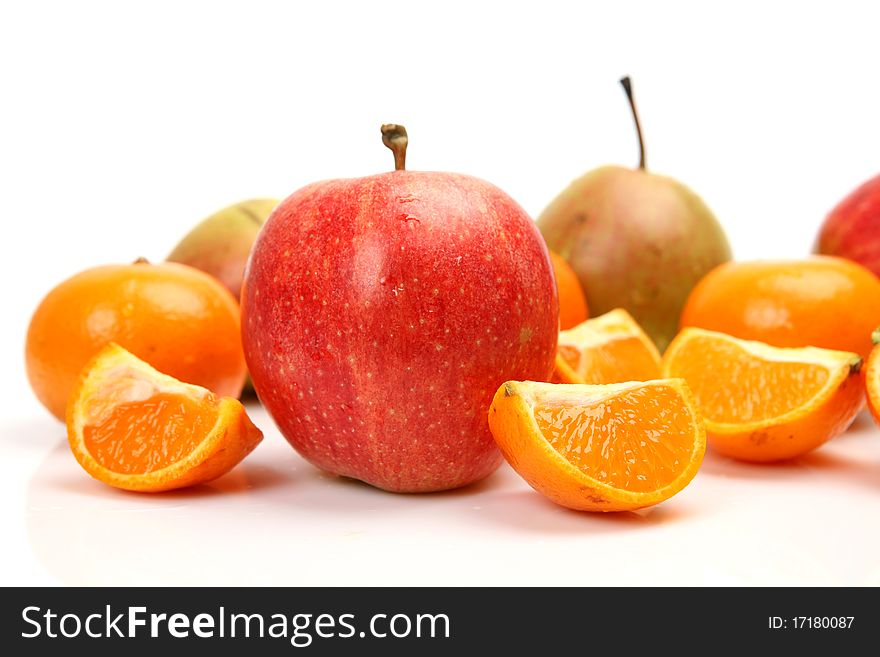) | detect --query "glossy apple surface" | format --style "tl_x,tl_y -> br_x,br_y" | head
815,174 -> 880,277
242,129 -> 557,492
